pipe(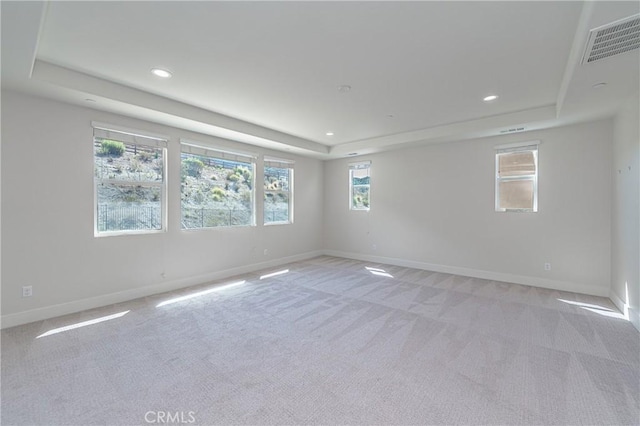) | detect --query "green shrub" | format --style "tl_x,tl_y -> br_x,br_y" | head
182,157 -> 204,178
101,140 -> 125,157
235,167 -> 252,182
129,158 -> 142,173
192,189 -> 204,204
352,195 -> 369,208
227,172 -> 240,182
123,192 -> 140,203
212,187 -> 226,198
240,189 -> 252,204
136,151 -> 153,162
